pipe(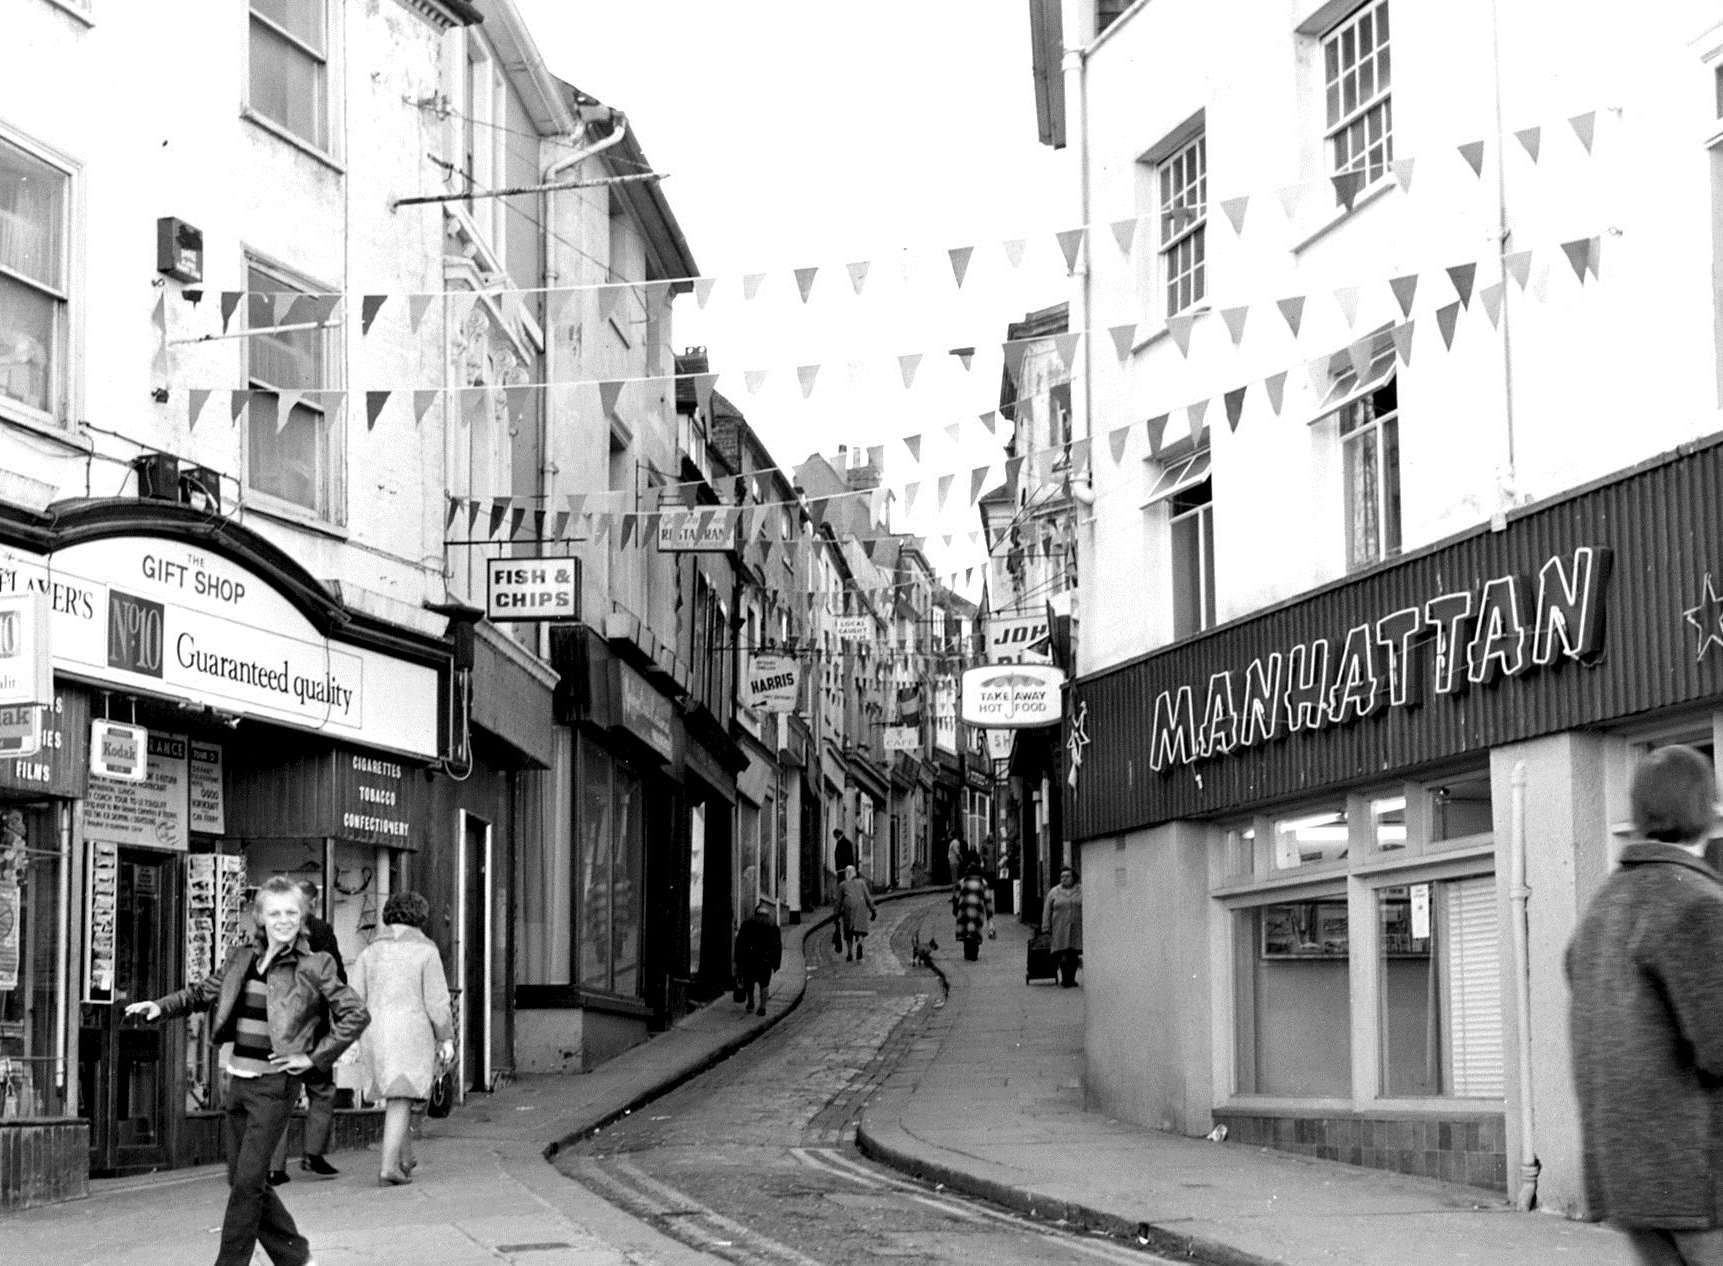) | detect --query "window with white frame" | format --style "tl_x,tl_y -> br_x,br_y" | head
244,260 -> 342,522
1323,0 -> 1392,184
0,134 -> 70,426
249,0 -> 330,152
1158,132 -> 1206,316
1339,376 -> 1399,570
1143,445 -> 1214,638
1218,771 -> 1501,1106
